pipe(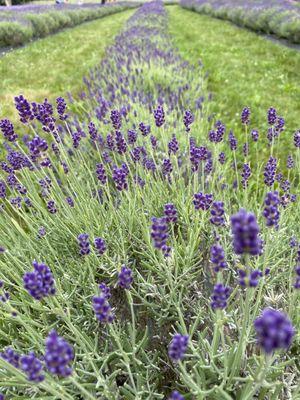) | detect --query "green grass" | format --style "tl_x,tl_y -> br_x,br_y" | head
168,6 -> 300,135
0,9 -> 134,122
